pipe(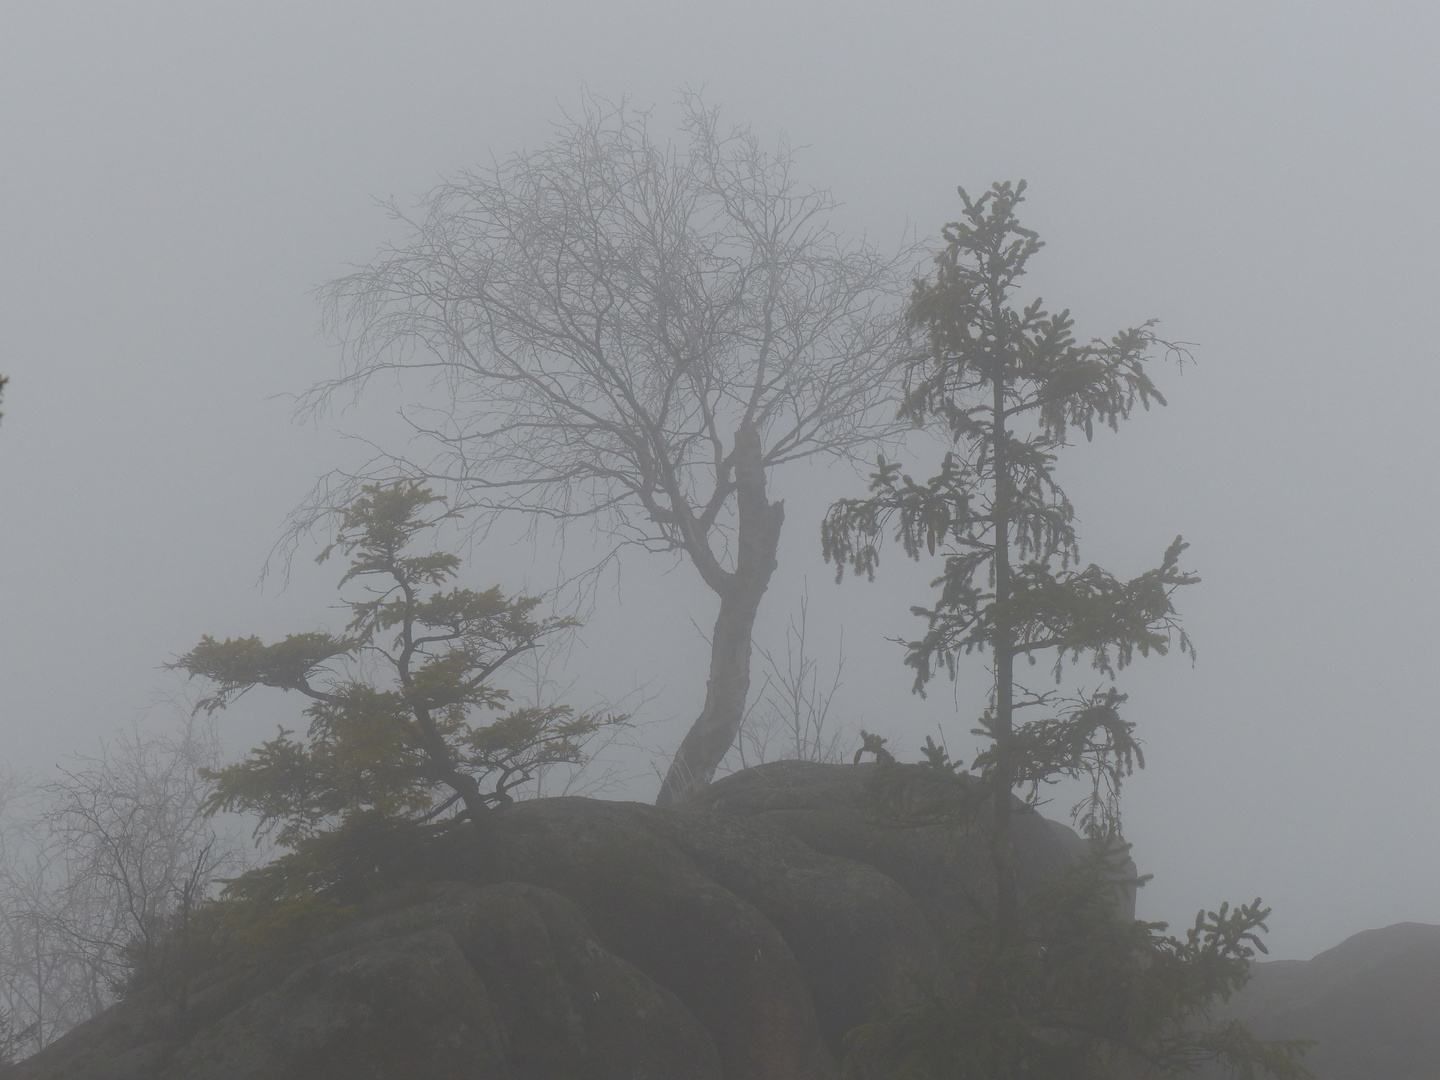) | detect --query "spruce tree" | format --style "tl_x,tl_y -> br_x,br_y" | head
176,481 -> 620,849
826,183 -> 1308,1078
825,180 -> 1195,930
